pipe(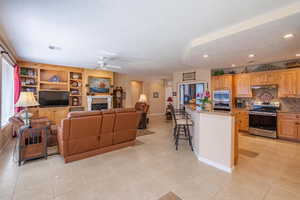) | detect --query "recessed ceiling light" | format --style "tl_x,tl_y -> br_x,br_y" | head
296,53 -> 300,57
231,64 -> 236,67
203,54 -> 208,58
49,44 -> 61,50
248,54 -> 255,58
283,33 -> 294,39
